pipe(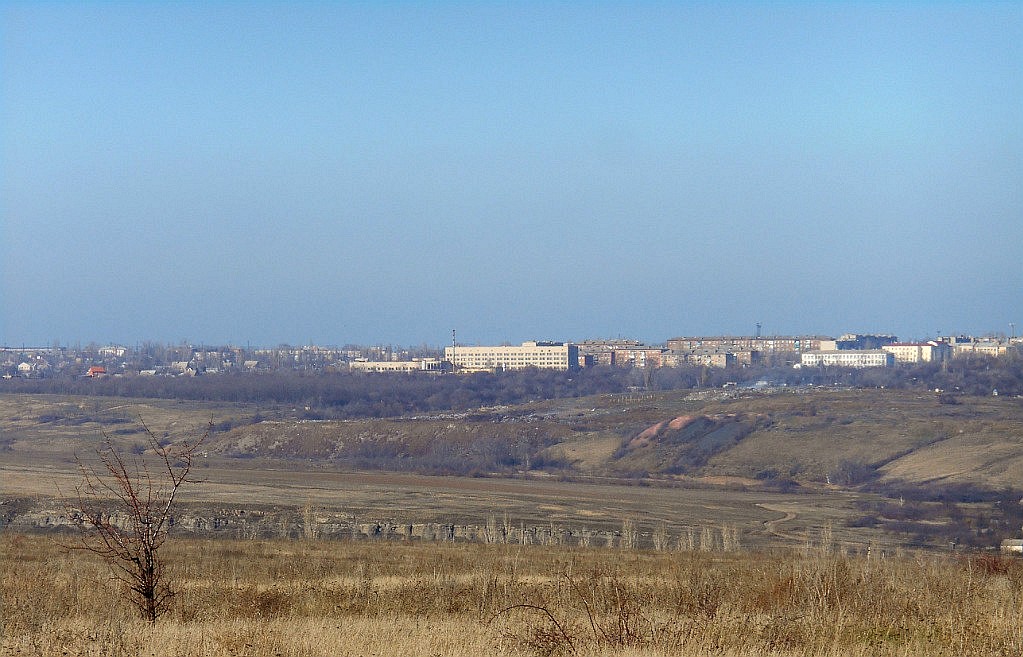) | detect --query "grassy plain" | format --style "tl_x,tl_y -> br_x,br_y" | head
3,532 -> 1021,657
